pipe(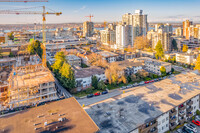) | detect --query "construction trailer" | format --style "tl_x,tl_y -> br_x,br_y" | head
0,64 -> 58,111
